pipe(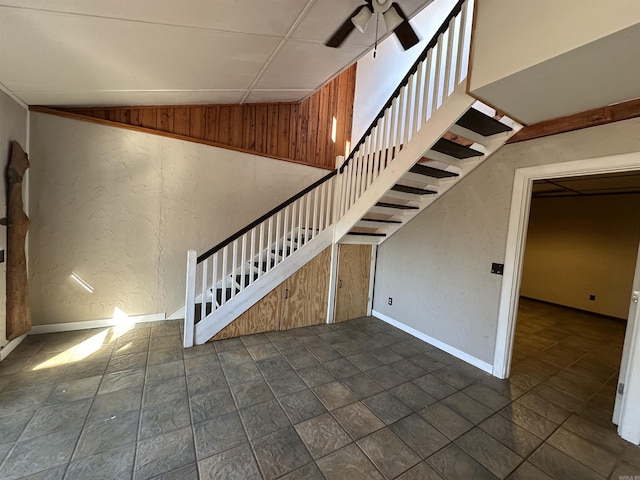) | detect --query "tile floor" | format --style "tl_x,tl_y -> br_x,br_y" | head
0,298 -> 639,479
